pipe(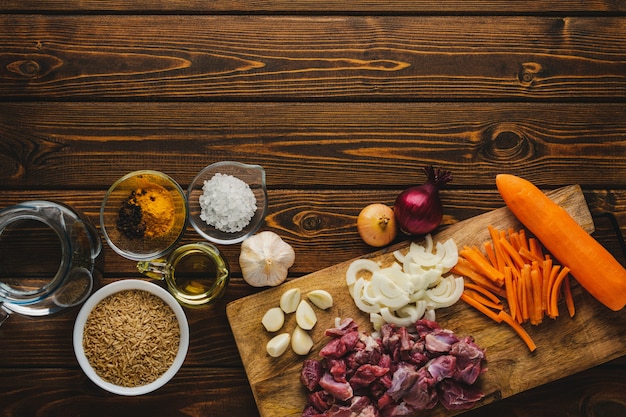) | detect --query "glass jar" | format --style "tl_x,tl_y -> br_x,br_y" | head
0,201 -> 102,324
